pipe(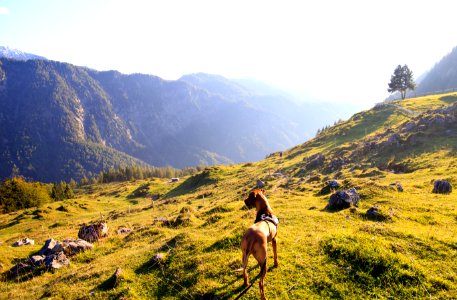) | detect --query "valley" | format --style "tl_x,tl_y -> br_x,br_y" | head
1,92 -> 456,299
